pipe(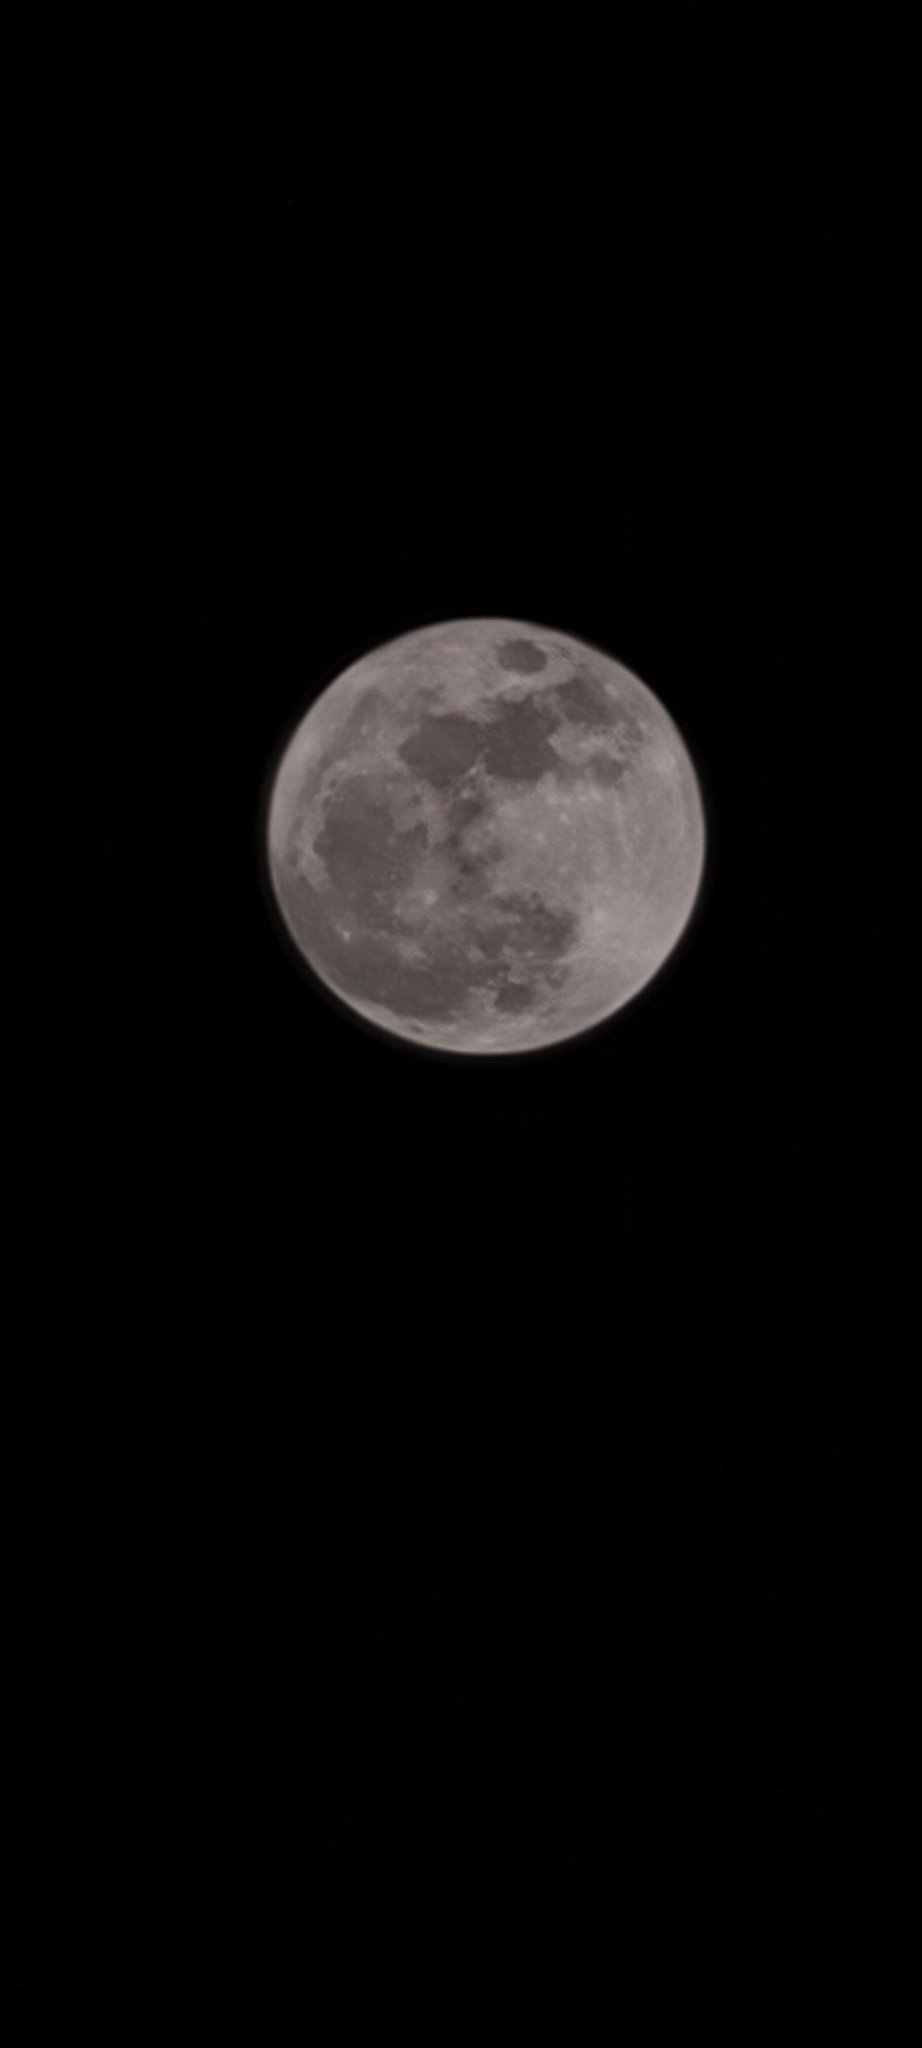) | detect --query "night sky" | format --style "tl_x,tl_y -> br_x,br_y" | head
14,10 -> 916,2030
